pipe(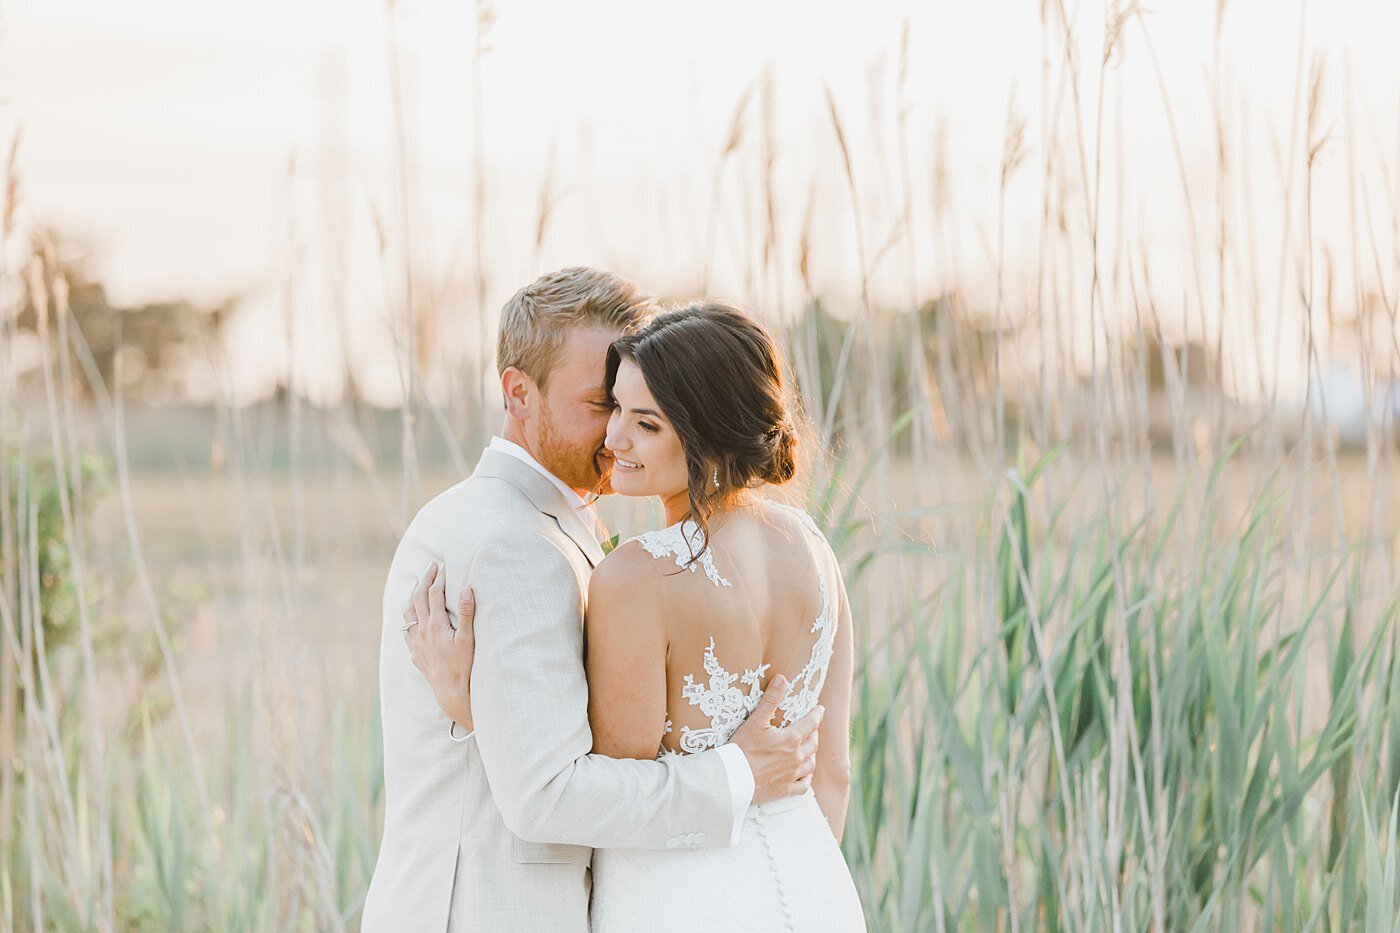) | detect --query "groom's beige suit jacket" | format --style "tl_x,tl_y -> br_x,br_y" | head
362,446 -> 744,932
